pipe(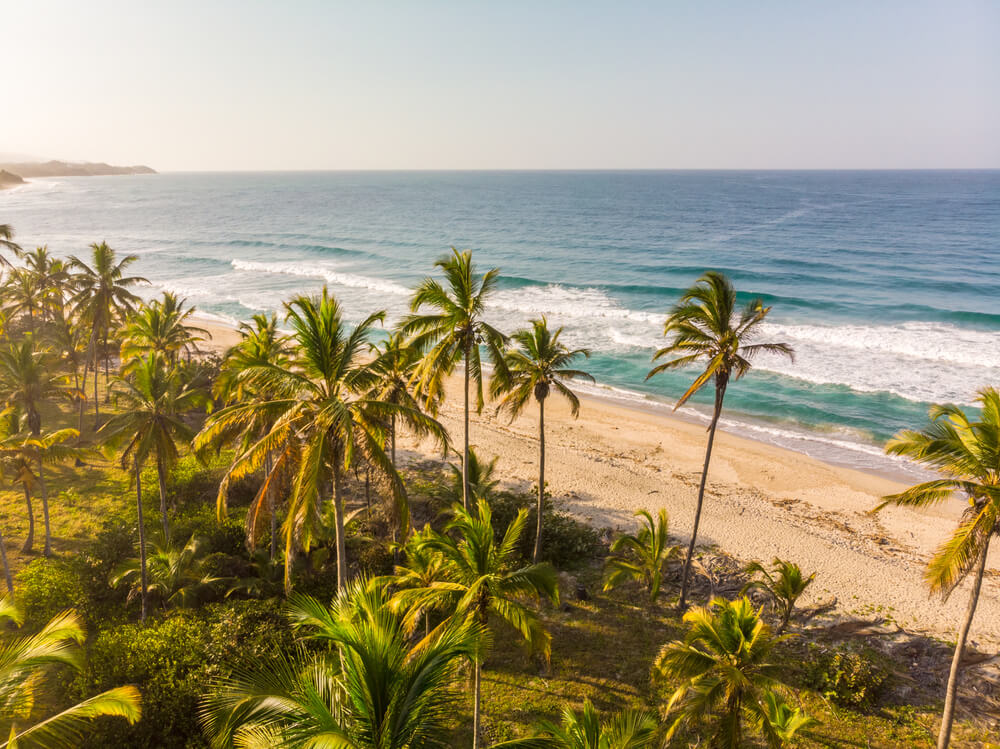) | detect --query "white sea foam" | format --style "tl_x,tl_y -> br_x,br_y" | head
230,259 -> 411,296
